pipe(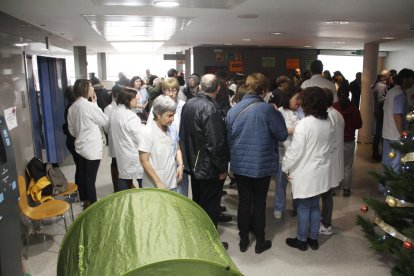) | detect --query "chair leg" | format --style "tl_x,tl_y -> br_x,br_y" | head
24,219 -> 31,260
62,215 -> 68,232
68,197 -> 75,222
